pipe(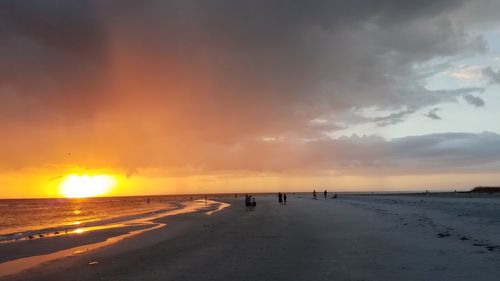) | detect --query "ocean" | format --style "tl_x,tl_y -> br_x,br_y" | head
0,195 -> 195,242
